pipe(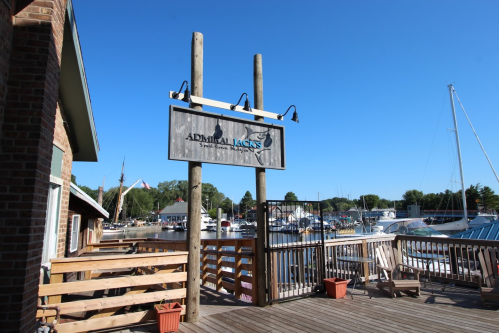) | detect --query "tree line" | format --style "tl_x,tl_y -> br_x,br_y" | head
73,176 -> 257,221
74,174 -> 498,221
284,184 -> 499,212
